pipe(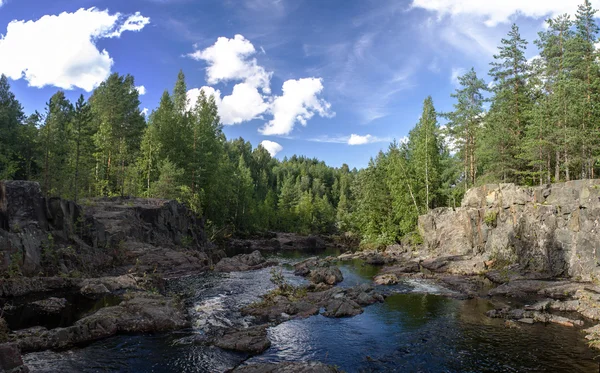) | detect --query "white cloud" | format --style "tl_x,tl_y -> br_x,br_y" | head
186,84 -> 268,125
136,85 -> 146,95
0,1 -> 4,7
347,134 -> 392,145
411,0 -> 600,27
187,35 -> 332,134
188,34 -> 271,93
260,140 -> 283,156
260,78 -> 334,136
0,8 -> 150,91
141,107 -> 149,117
309,134 -> 391,145
220,82 -> 269,124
